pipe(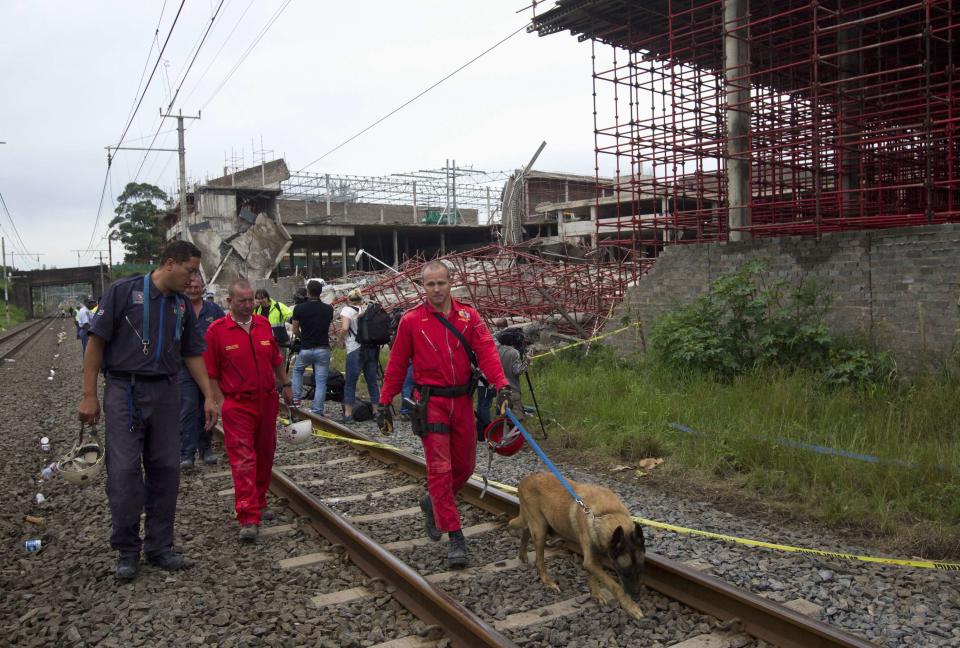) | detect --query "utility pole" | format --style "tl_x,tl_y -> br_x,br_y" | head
105,108 -> 199,232
97,251 -> 106,294
2,236 -> 8,303
161,109 -> 201,228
